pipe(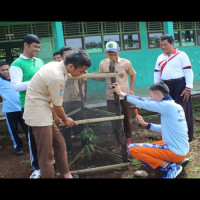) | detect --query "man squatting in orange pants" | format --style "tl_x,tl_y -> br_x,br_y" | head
110,82 -> 189,179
